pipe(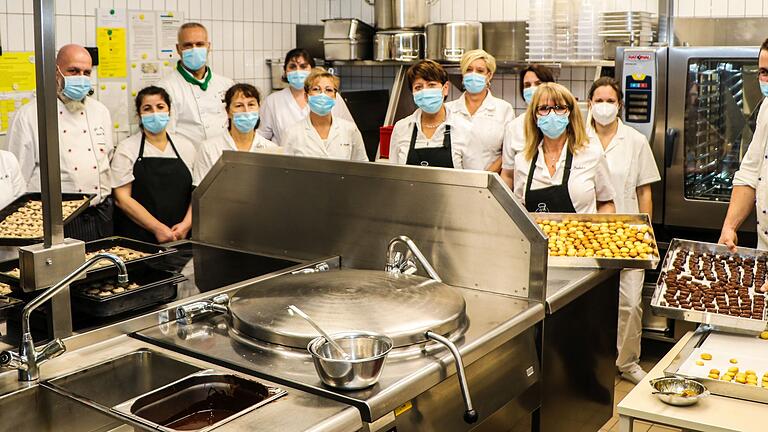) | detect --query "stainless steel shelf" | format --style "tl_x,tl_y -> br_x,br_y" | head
325,59 -> 615,68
